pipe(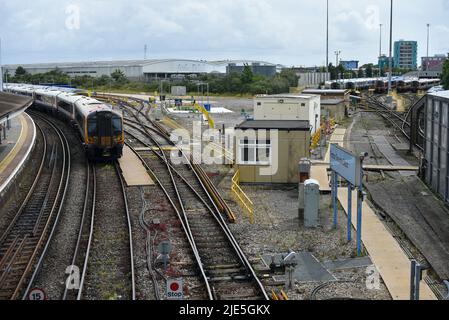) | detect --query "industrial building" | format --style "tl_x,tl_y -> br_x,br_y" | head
235,94 -> 320,184
302,89 -> 349,122
3,59 -> 281,82
423,91 -> 449,201
297,72 -> 331,88
235,121 -> 311,184
378,55 -> 390,72
253,94 -> 321,134
394,40 -> 418,70
226,62 -> 277,77
422,54 -> 448,72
